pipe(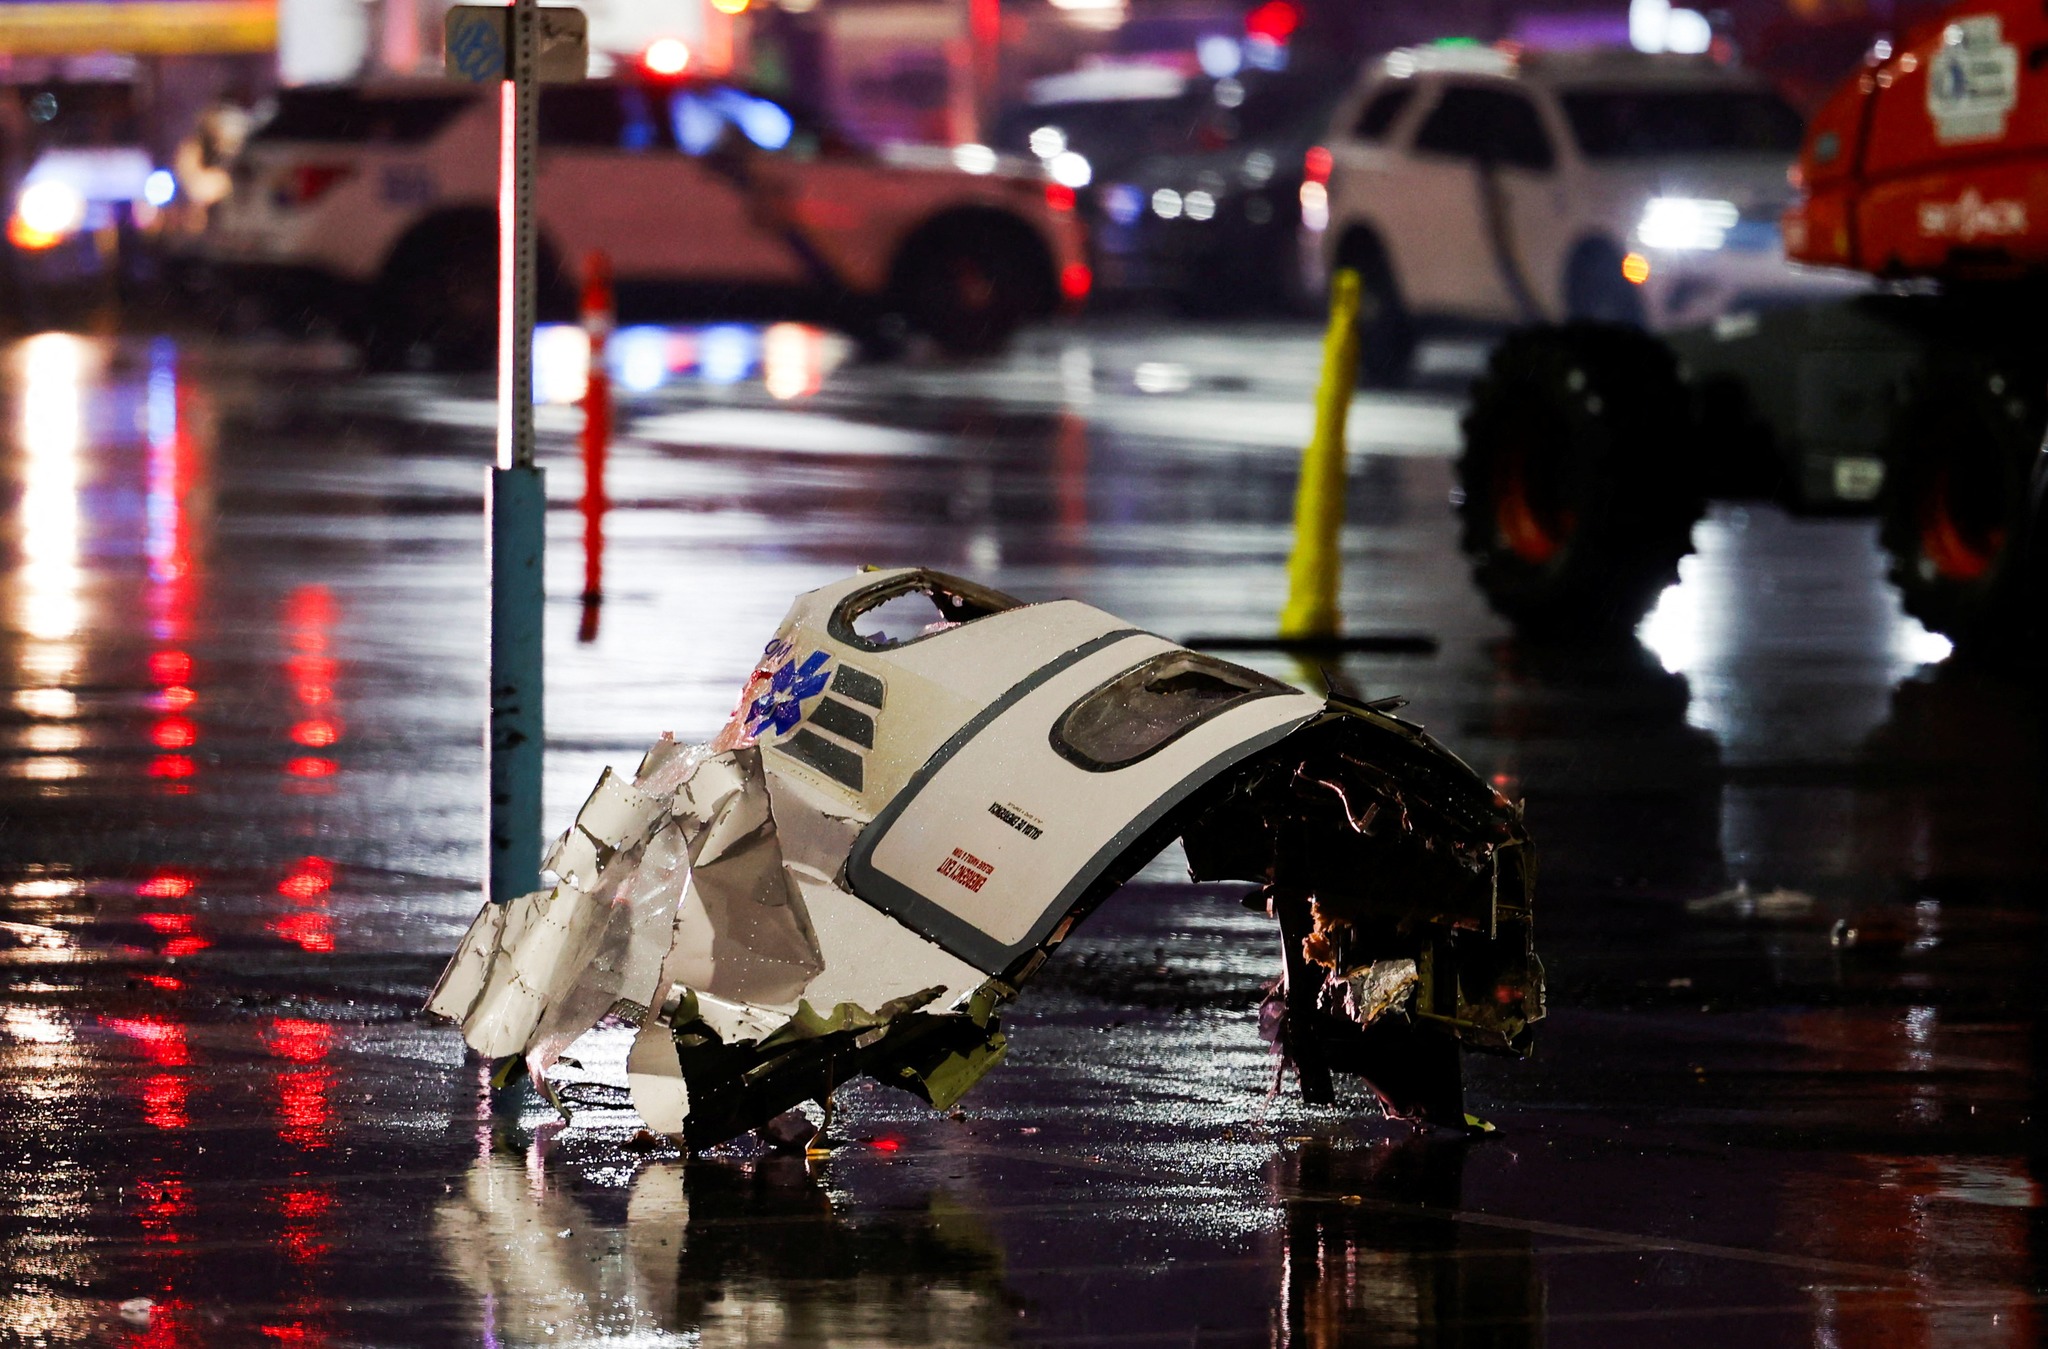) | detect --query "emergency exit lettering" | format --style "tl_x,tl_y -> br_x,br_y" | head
938,847 -> 994,893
